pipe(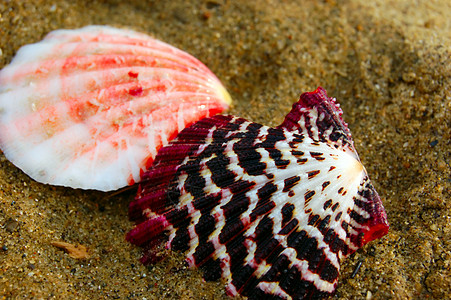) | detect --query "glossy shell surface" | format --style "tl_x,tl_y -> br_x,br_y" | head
127,87 -> 389,299
0,26 -> 231,191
